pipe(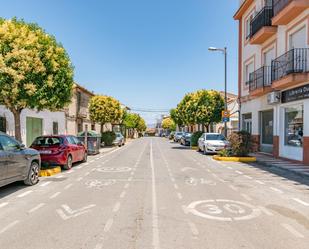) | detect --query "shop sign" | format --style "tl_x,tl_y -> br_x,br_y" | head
282,84 -> 309,103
